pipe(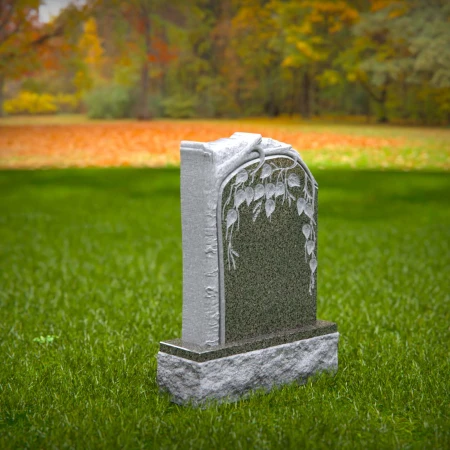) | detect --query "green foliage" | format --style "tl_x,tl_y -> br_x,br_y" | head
0,167 -> 449,448
161,94 -> 197,119
20,78 -> 47,94
113,63 -> 140,88
353,1 -> 450,89
84,85 -> 133,119
56,93 -> 79,113
347,0 -> 450,122
147,93 -> 164,117
33,335 -> 59,344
